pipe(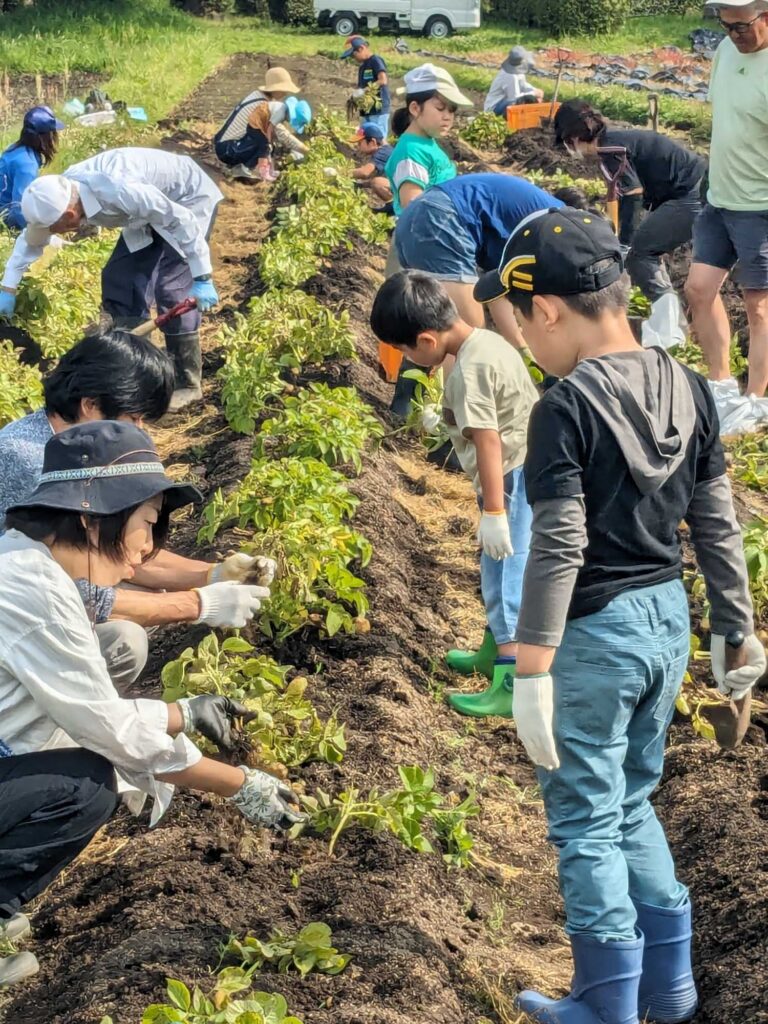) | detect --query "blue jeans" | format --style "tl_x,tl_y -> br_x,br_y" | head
480,466 -> 531,645
395,189 -> 478,283
362,112 -> 390,136
539,579 -> 690,941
